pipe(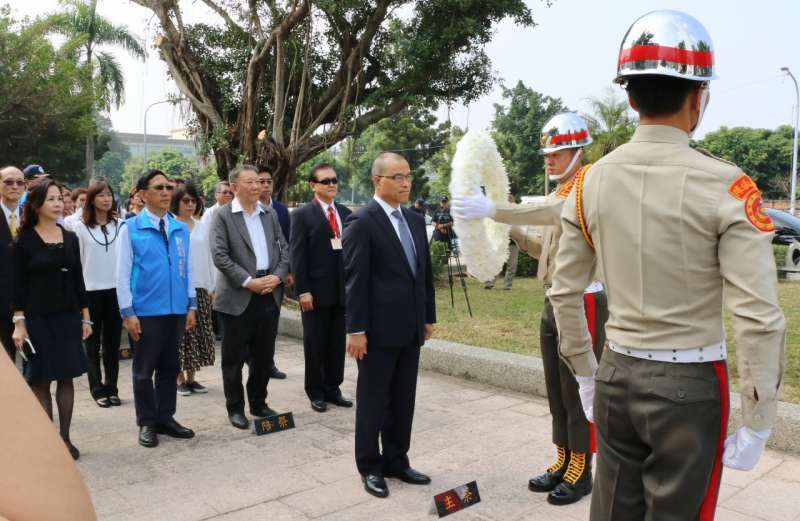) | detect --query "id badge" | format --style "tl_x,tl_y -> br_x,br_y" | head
331,238 -> 343,250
